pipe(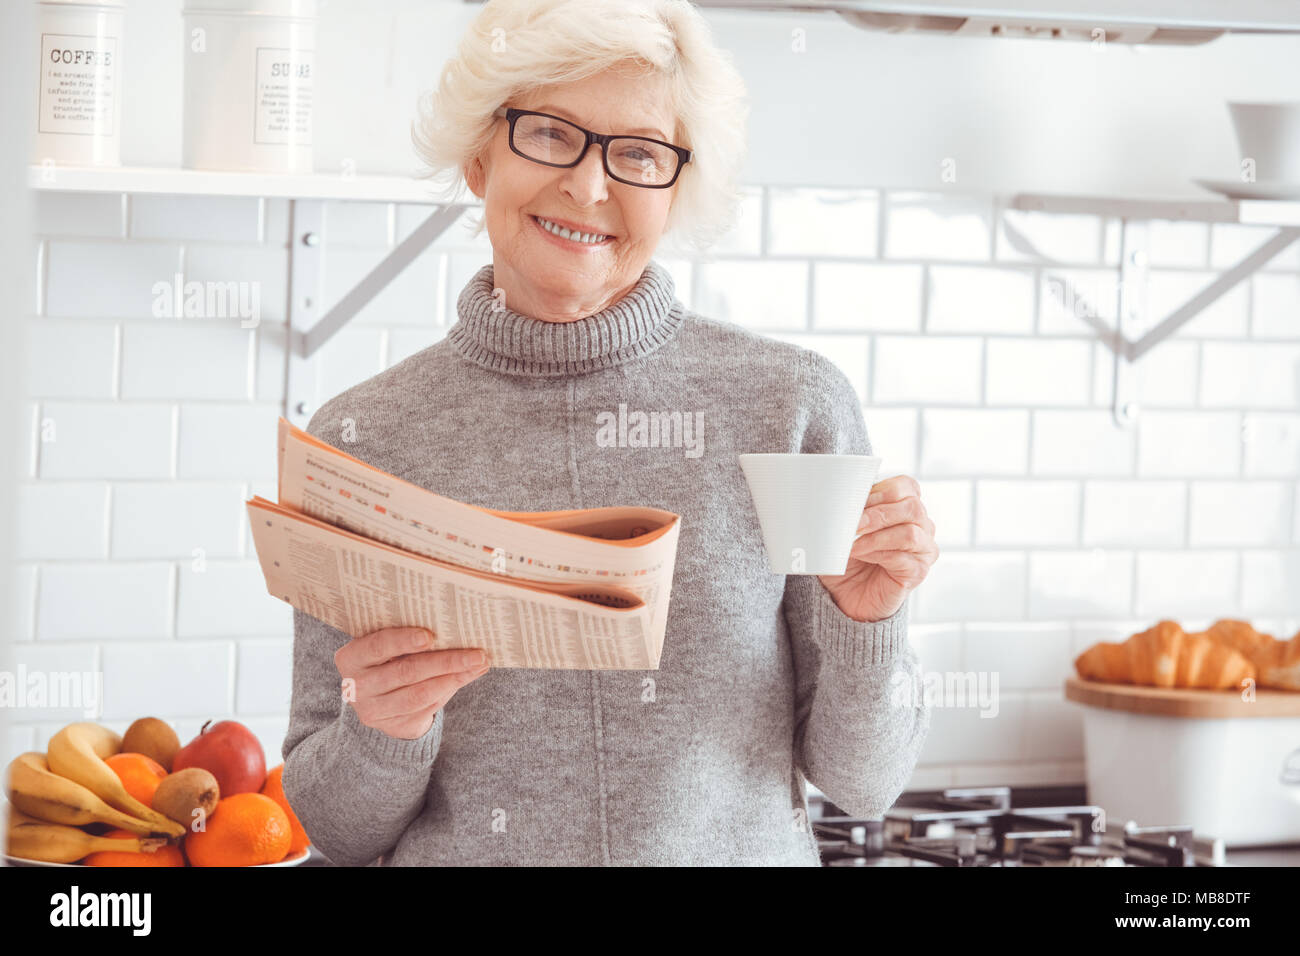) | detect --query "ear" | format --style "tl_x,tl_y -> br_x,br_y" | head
464,154 -> 486,198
